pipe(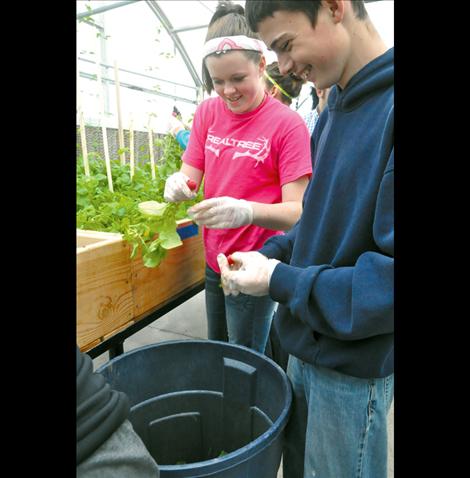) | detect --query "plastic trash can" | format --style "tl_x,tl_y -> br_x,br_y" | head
97,340 -> 292,477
